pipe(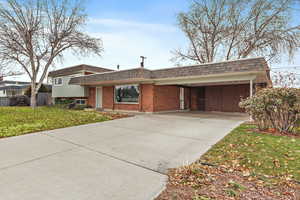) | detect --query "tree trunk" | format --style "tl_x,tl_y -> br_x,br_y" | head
30,83 -> 37,108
